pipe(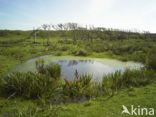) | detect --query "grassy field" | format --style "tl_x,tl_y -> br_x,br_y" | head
0,82 -> 156,117
0,30 -> 156,117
